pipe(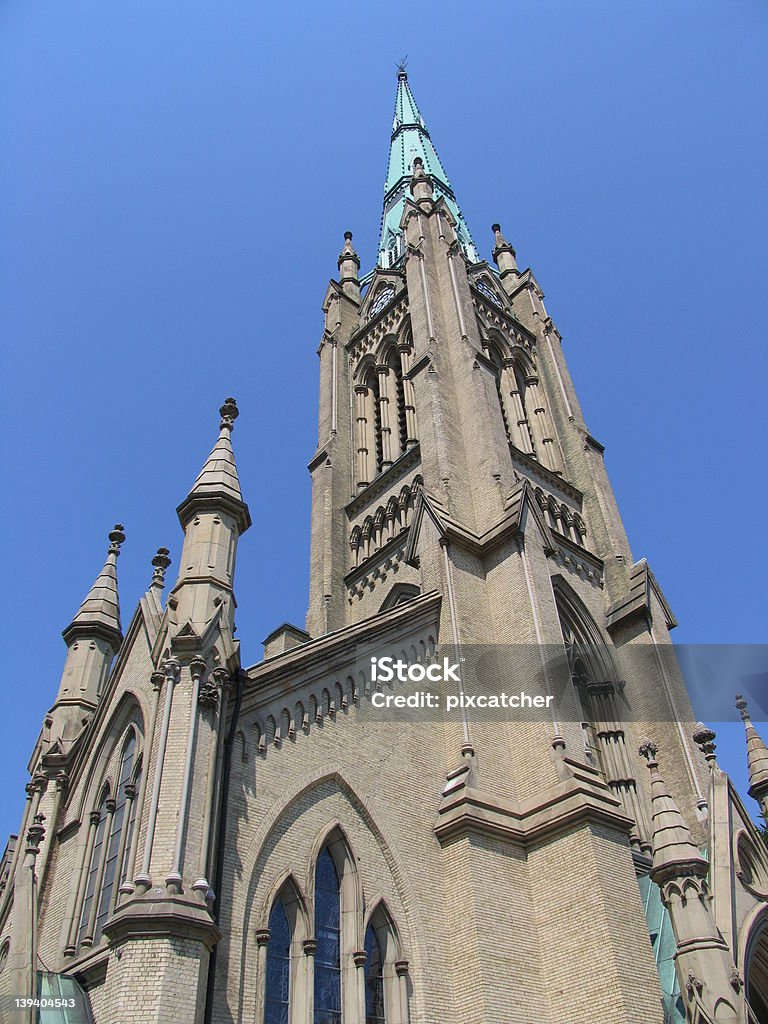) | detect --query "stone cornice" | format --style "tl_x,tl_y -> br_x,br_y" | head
345,445 -> 421,517
469,283 -> 536,343
405,481 -> 559,565
321,278 -> 361,315
506,267 -> 545,302
176,488 -> 251,535
307,447 -> 330,474
61,620 -> 122,651
509,446 -> 583,505
102,894 -> 221,950
606,559 -> 677,632
435,760 -> 633,850
343,531 -> 409,588
242,592 -> 442,707
551,534 -> 605,578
